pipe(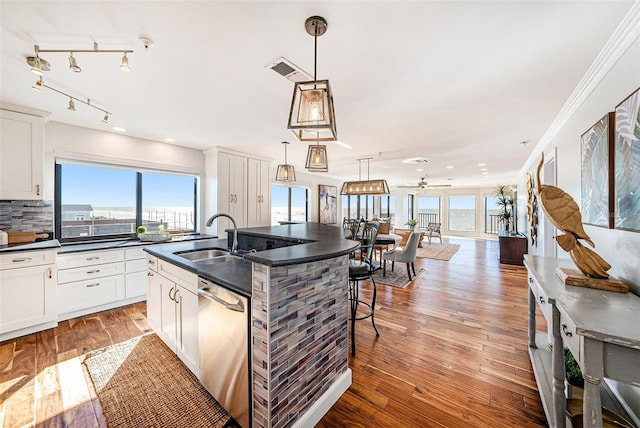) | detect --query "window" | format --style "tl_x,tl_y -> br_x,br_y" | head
55,162 -> 197,241
271,185 -> 308,225
380,195 -> 395,224
448,196 -> 475,232
341,195 -> 376,220
418,196 -> 440,228
485,195 -> 501,234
